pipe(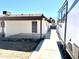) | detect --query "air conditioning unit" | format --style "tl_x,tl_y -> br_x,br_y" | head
3,11 -> 11,16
